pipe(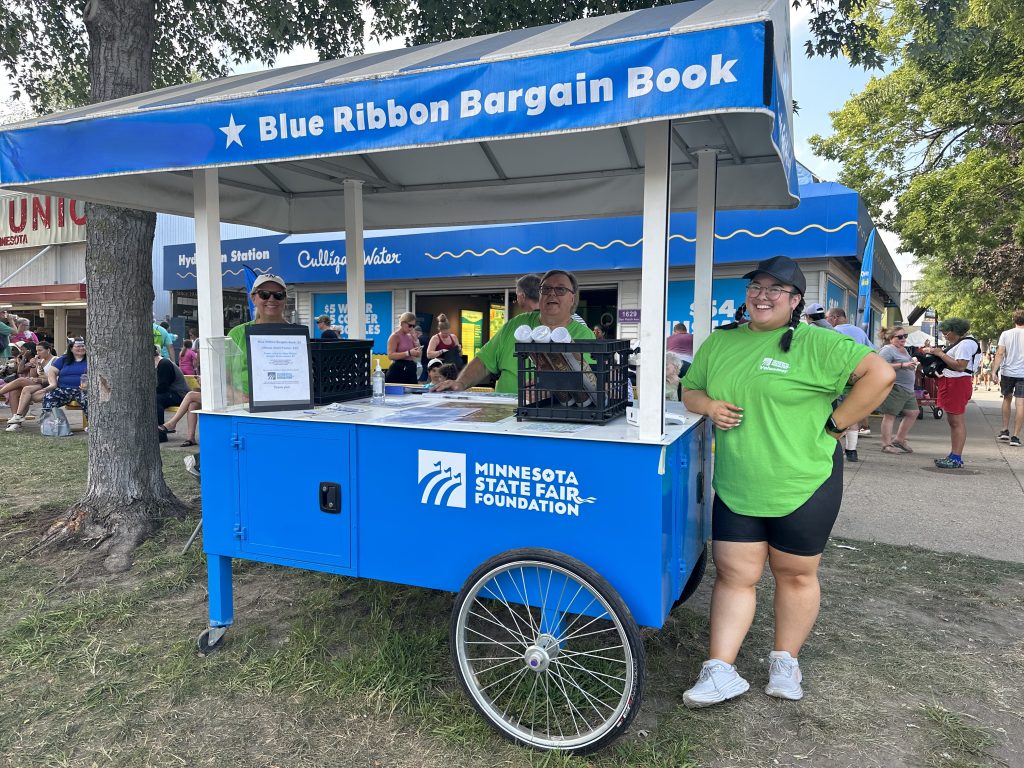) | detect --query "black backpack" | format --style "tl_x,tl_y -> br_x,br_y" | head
915,335 -> 979,378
